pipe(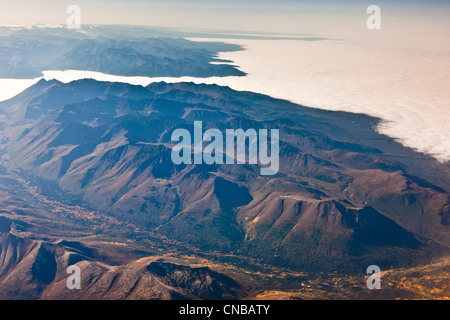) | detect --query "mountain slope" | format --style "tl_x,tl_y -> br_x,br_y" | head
0,28 -> 245,79
0,223 -> 239,300
0,79 -> 448,273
